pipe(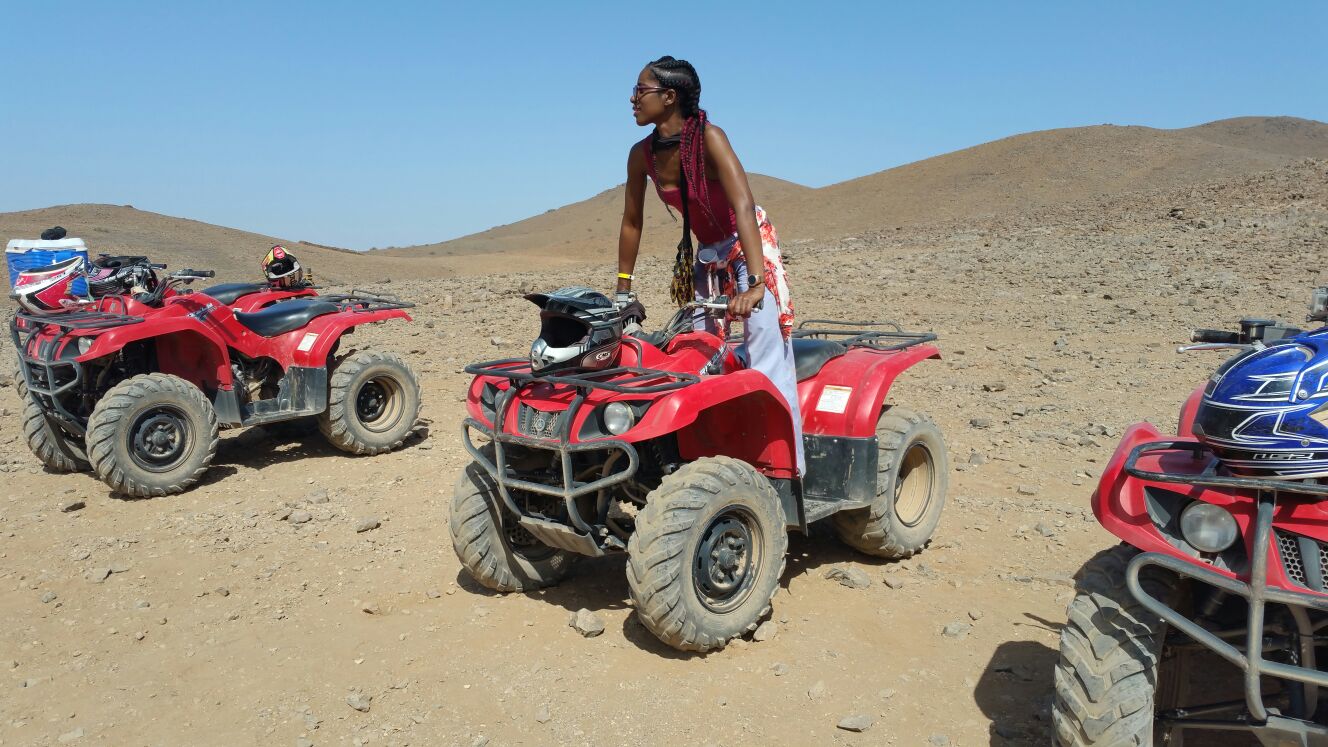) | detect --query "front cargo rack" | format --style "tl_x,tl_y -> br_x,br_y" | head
13,309 -> 143,331
792,319 -> 937,351
1124,439 -> 1328,497
464,358 -> 698,394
